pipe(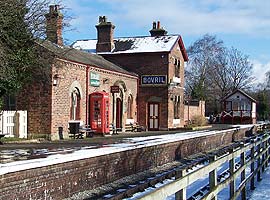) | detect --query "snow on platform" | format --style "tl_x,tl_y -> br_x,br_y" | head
0,126 -> 251,175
